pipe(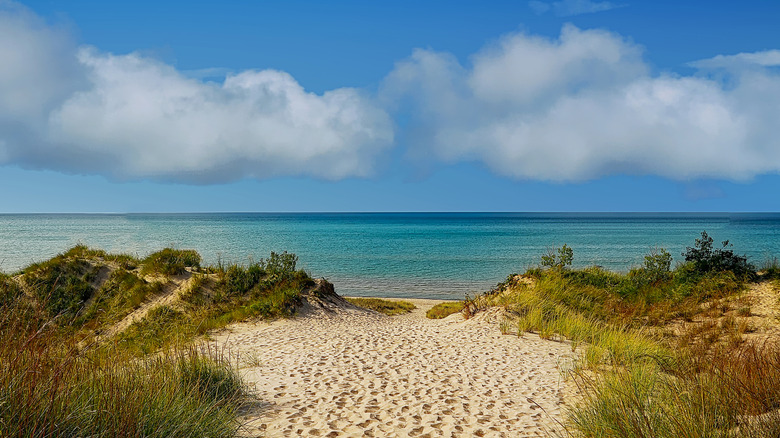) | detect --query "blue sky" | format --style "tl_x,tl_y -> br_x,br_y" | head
1,0 -> 779,212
